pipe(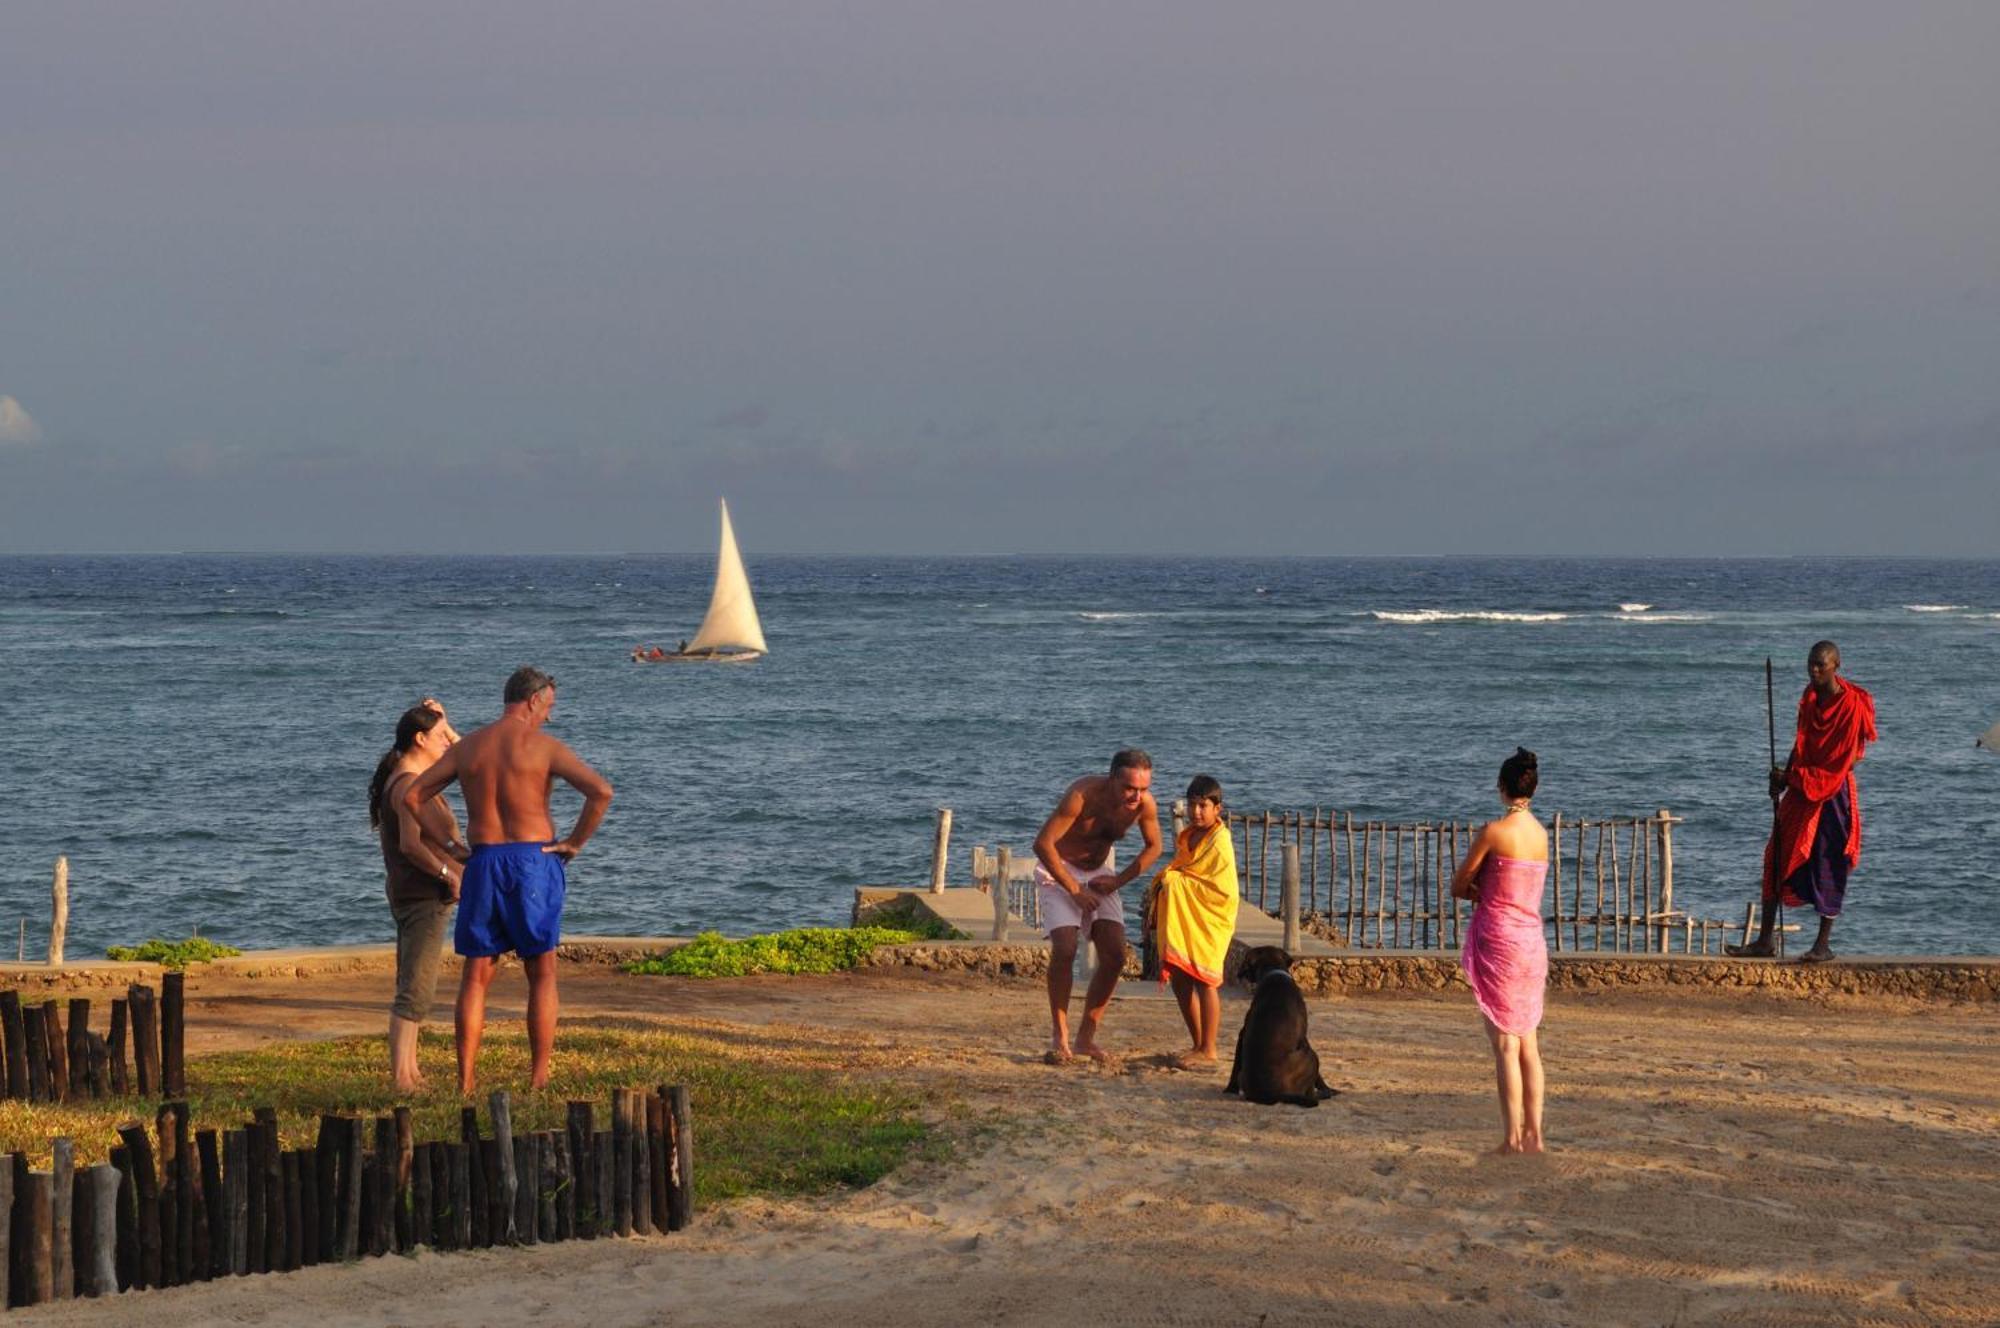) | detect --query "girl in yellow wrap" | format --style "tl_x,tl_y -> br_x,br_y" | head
1146,774 -> 1239,1068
